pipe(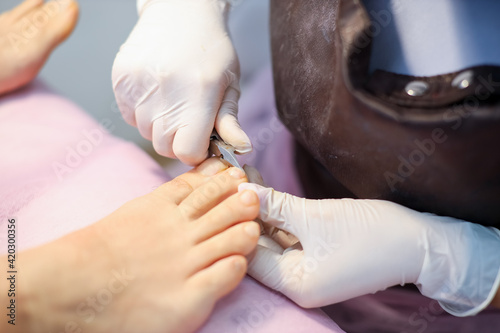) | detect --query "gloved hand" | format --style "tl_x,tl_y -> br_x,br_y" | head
112,0 -> 252,165
239,183 -> 500,316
